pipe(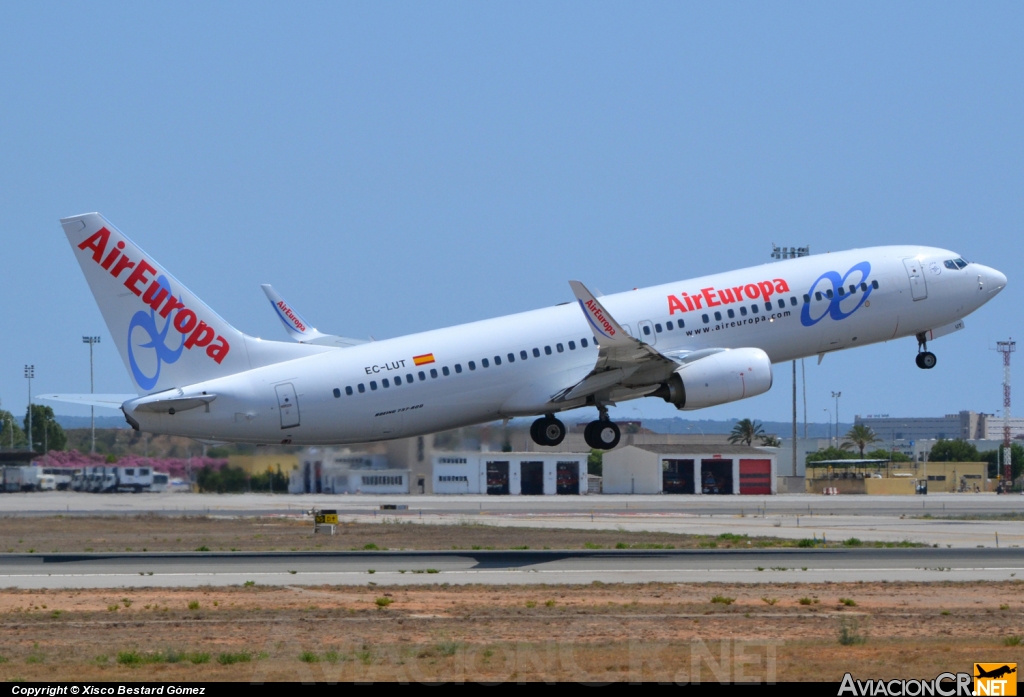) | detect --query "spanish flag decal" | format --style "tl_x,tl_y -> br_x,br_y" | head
413,353 -> 436,366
